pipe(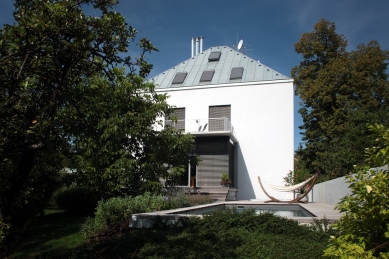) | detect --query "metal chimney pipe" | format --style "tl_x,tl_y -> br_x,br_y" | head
199,37 -> 203,53
191,38 -> 194,57
195,38 -> 199,56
